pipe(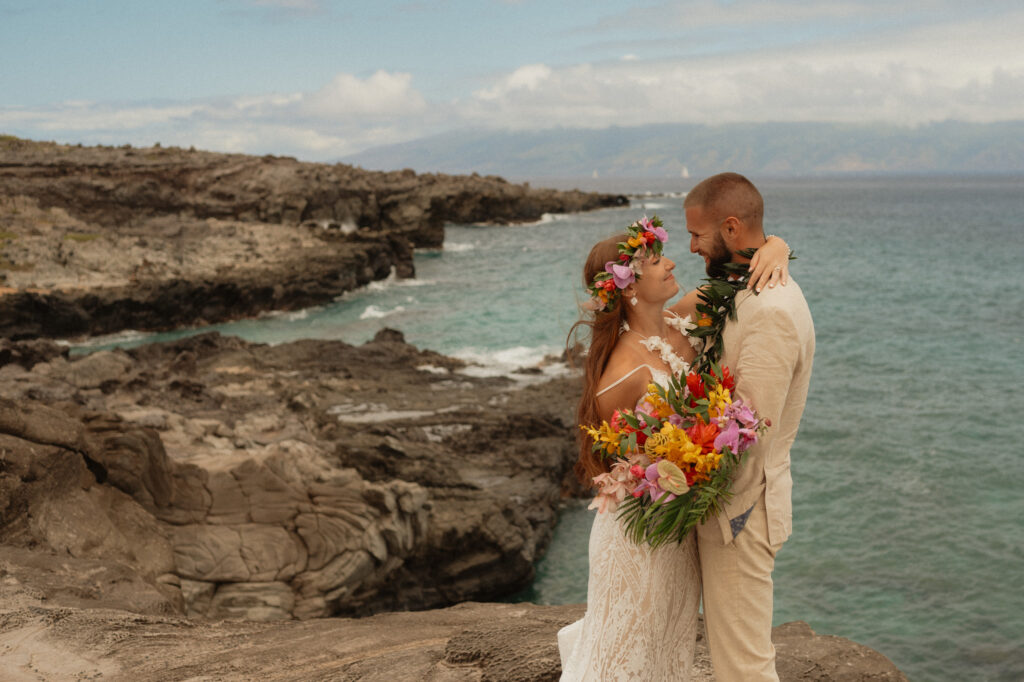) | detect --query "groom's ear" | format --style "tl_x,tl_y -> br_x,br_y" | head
720,216 -> 742,240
